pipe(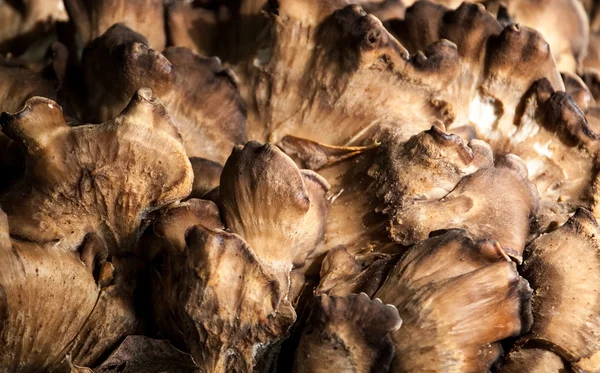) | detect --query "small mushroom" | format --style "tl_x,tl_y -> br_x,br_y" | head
389,153 -> 539,262
293,293 -> 402,373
